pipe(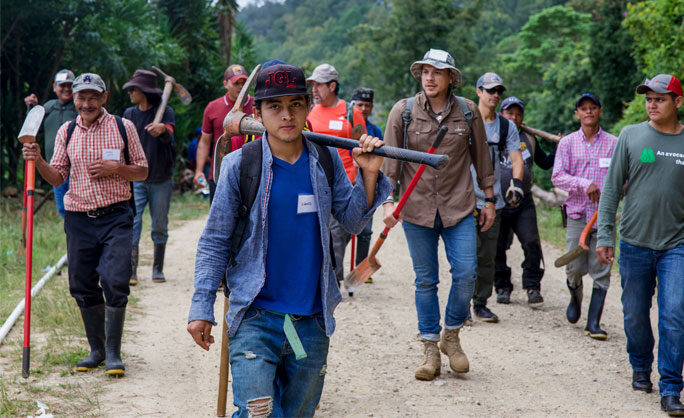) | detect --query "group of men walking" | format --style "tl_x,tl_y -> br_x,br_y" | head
21,48 -> 683,417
